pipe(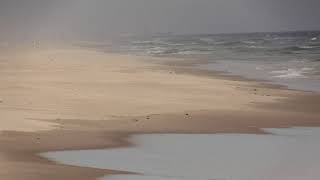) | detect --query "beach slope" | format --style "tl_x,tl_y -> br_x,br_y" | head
0,47 -> 319,180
